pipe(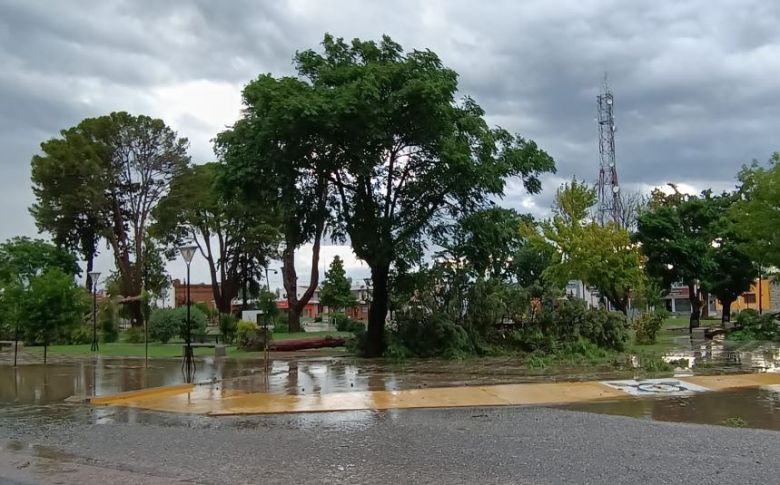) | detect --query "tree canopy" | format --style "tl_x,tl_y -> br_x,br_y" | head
152,162 -> 279,314
298,35 -> 555,355
731,154 -> 780,268
216,74 -> 329,332
0,237 -> 80,285
31,112 -> 188,325
18,268 -> 88,362
635,188 -> 724,328
537,179 -> 643,314
320,256 -> 357,312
